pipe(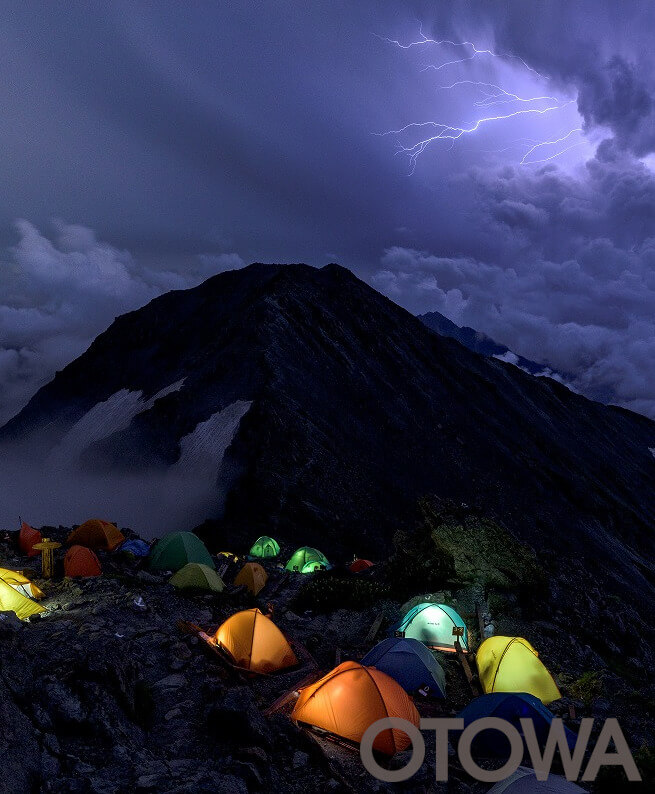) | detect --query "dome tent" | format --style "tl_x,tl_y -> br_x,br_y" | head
234,562 -> 268,595
64,546 -> 102,577
349,558 -> 374,573
249,536 -> 280,558
148,532 -> 214,572
0,577 -> 45,621
476,636 -> 561,705
19,521 -> 42,557
285,546 -> 330,573
291,661 -> 420,755
67,519 -> 124,551
361,637 -> 446,697
0,568 -> 45,599
488,766 -> 585,794
213,608 -> 297,674
170,563 -> 225,593
390,602 -> 469,652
